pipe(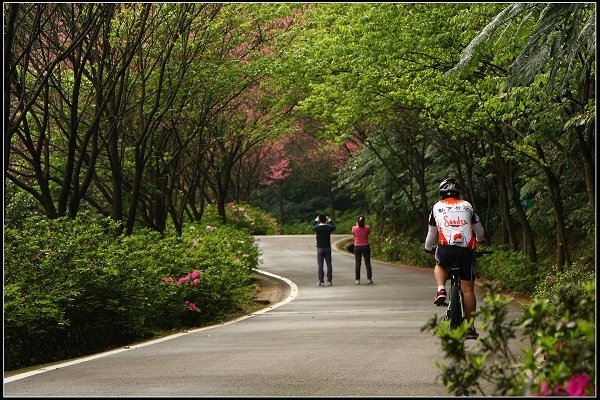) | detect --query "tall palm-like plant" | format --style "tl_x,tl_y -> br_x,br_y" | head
449,3 -> 596,91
